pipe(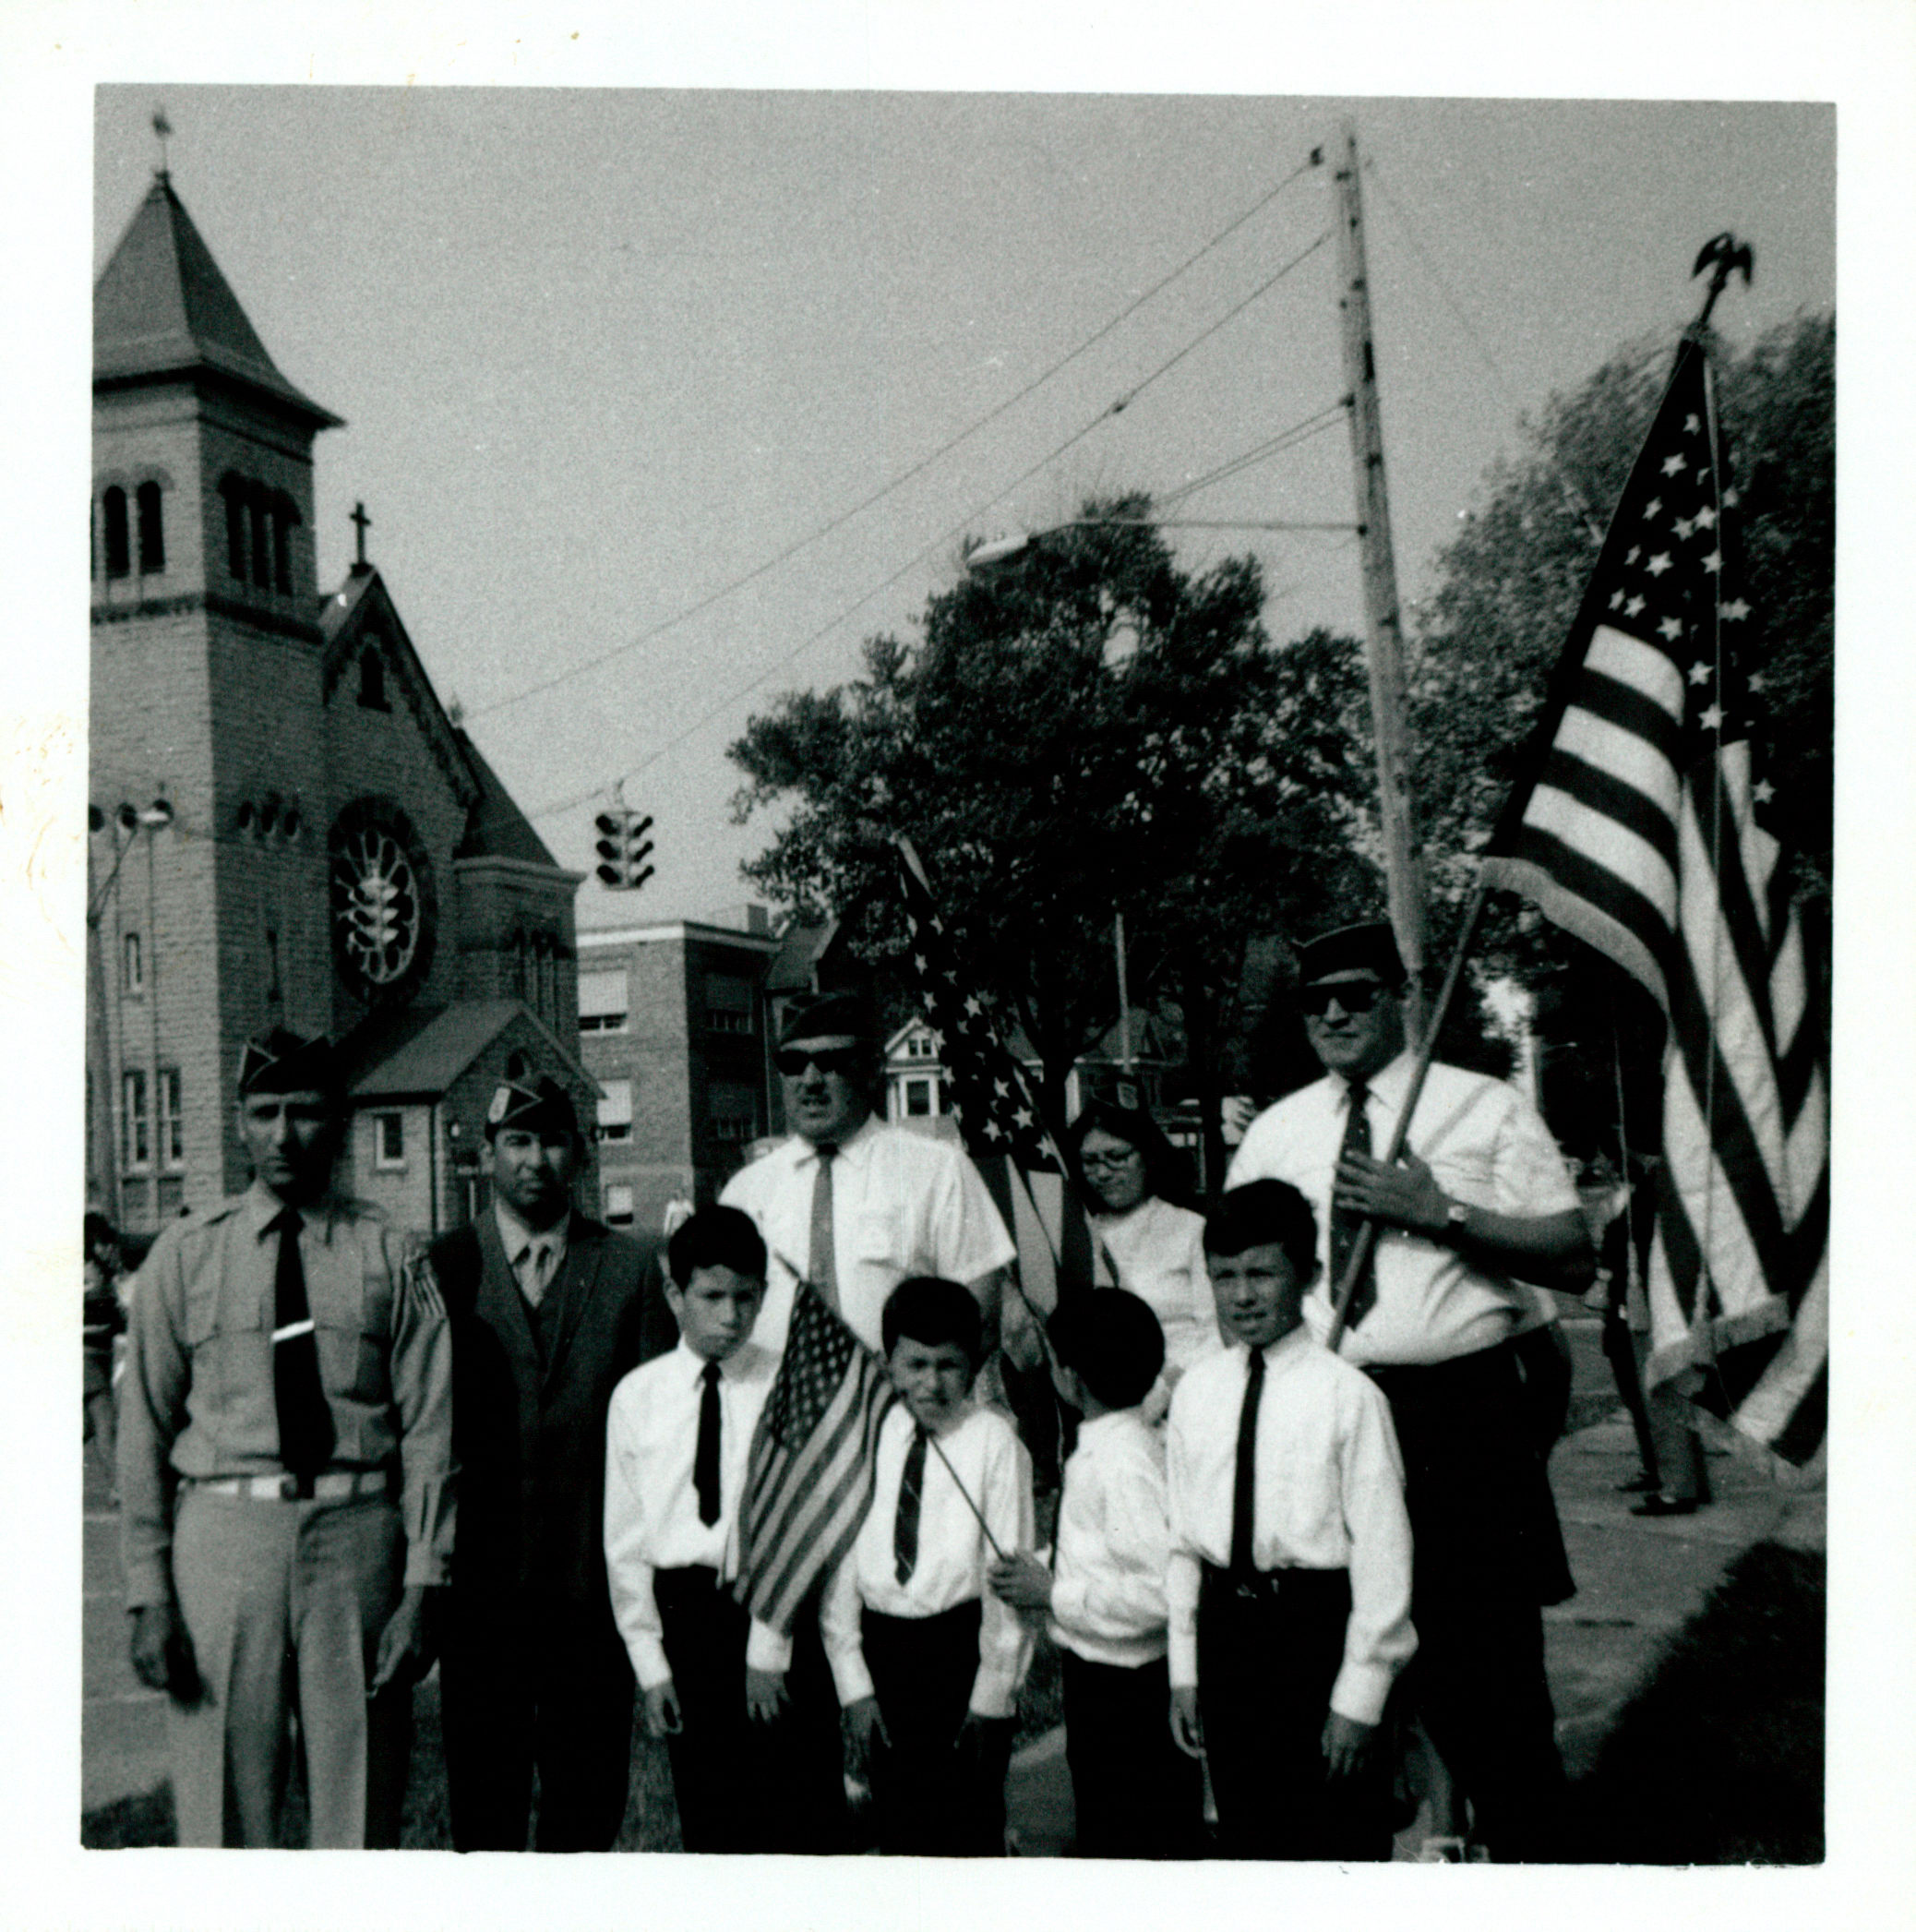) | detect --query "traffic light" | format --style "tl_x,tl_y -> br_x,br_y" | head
593,809 -> 656,891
